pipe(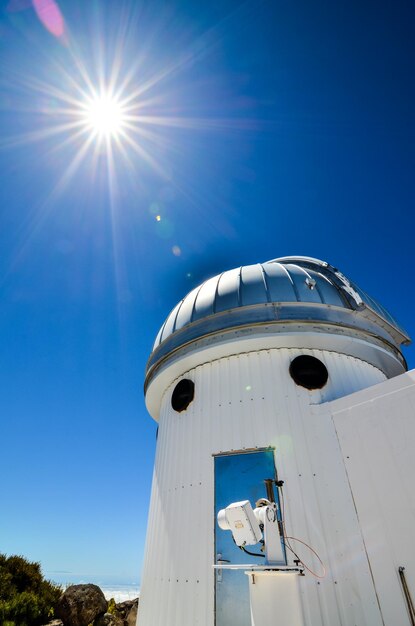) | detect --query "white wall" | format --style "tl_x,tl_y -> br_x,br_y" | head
139,346 -> 387,626
325,370 -> 415,626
